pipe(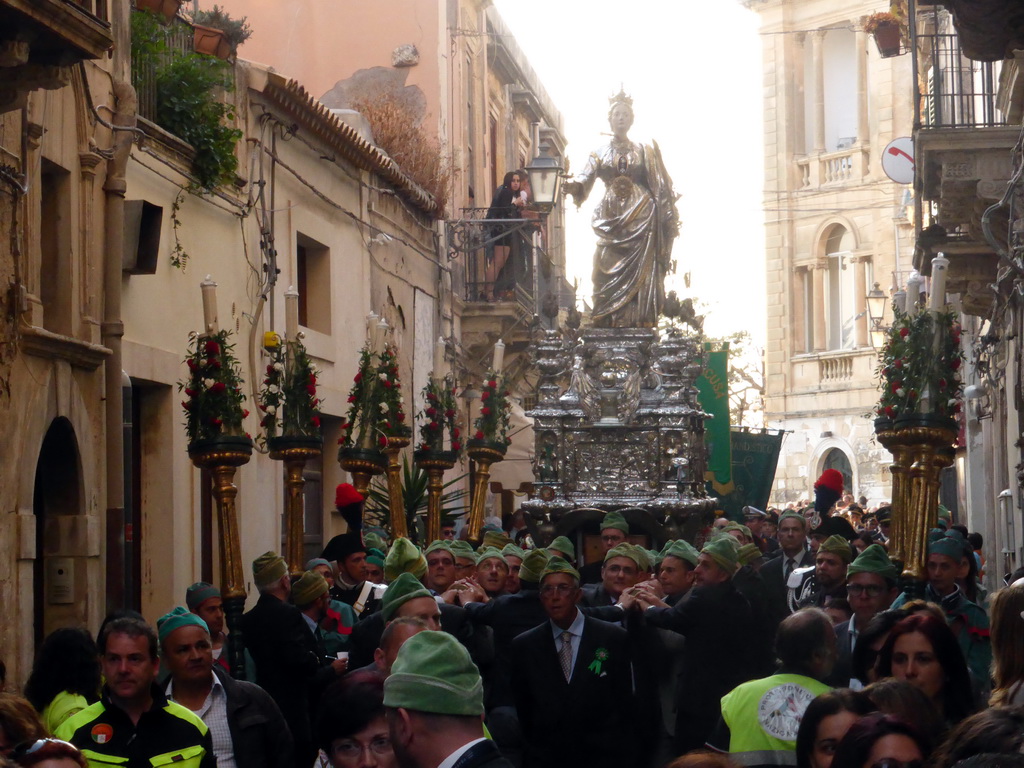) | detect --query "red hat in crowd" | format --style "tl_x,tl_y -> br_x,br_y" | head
813,469 -> 845,514
335,483 -> 365,509
814,469 -> 844,493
